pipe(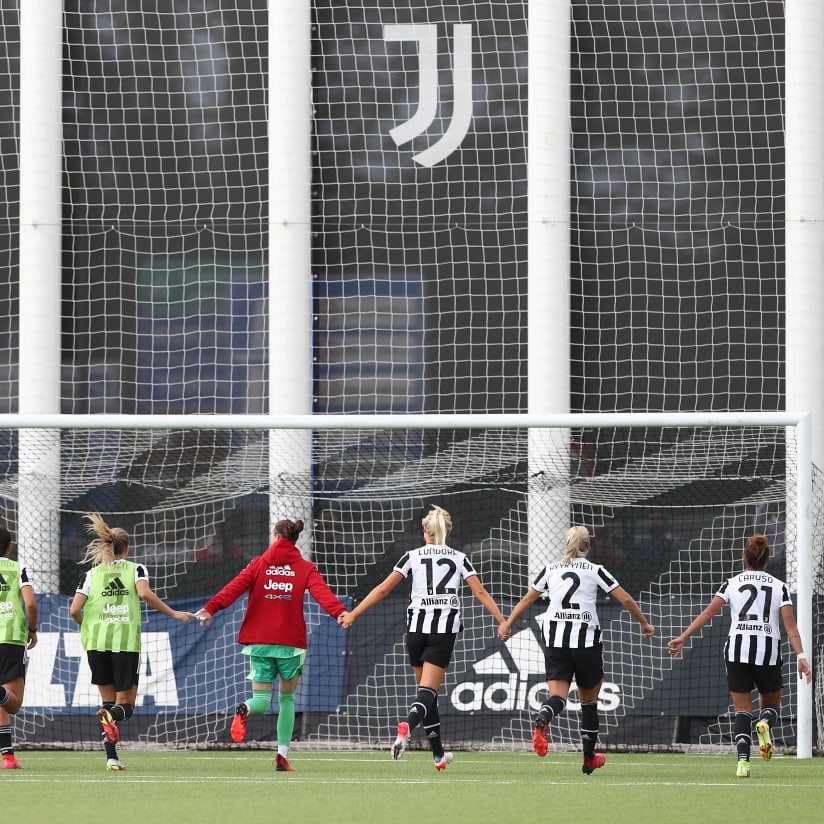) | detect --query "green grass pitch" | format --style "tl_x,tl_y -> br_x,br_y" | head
3,750 -> 823,824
